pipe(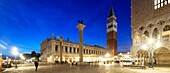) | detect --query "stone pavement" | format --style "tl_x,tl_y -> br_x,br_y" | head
2,63 -> 170,73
